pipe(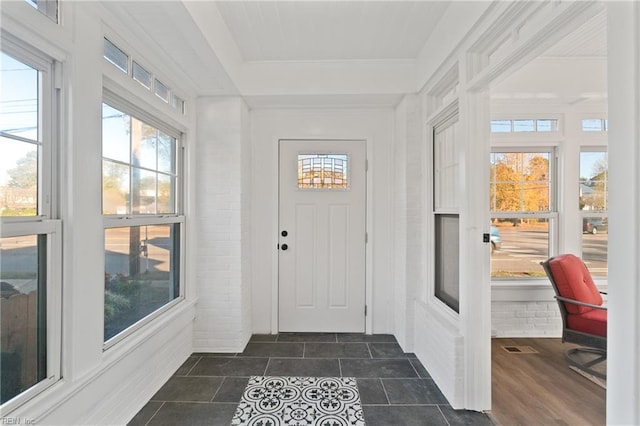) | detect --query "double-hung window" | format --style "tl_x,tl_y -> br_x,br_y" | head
102,93 -> 183,346
490,149 -> 557,278
432,111 -> 460,312
0,41 -> 61,411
